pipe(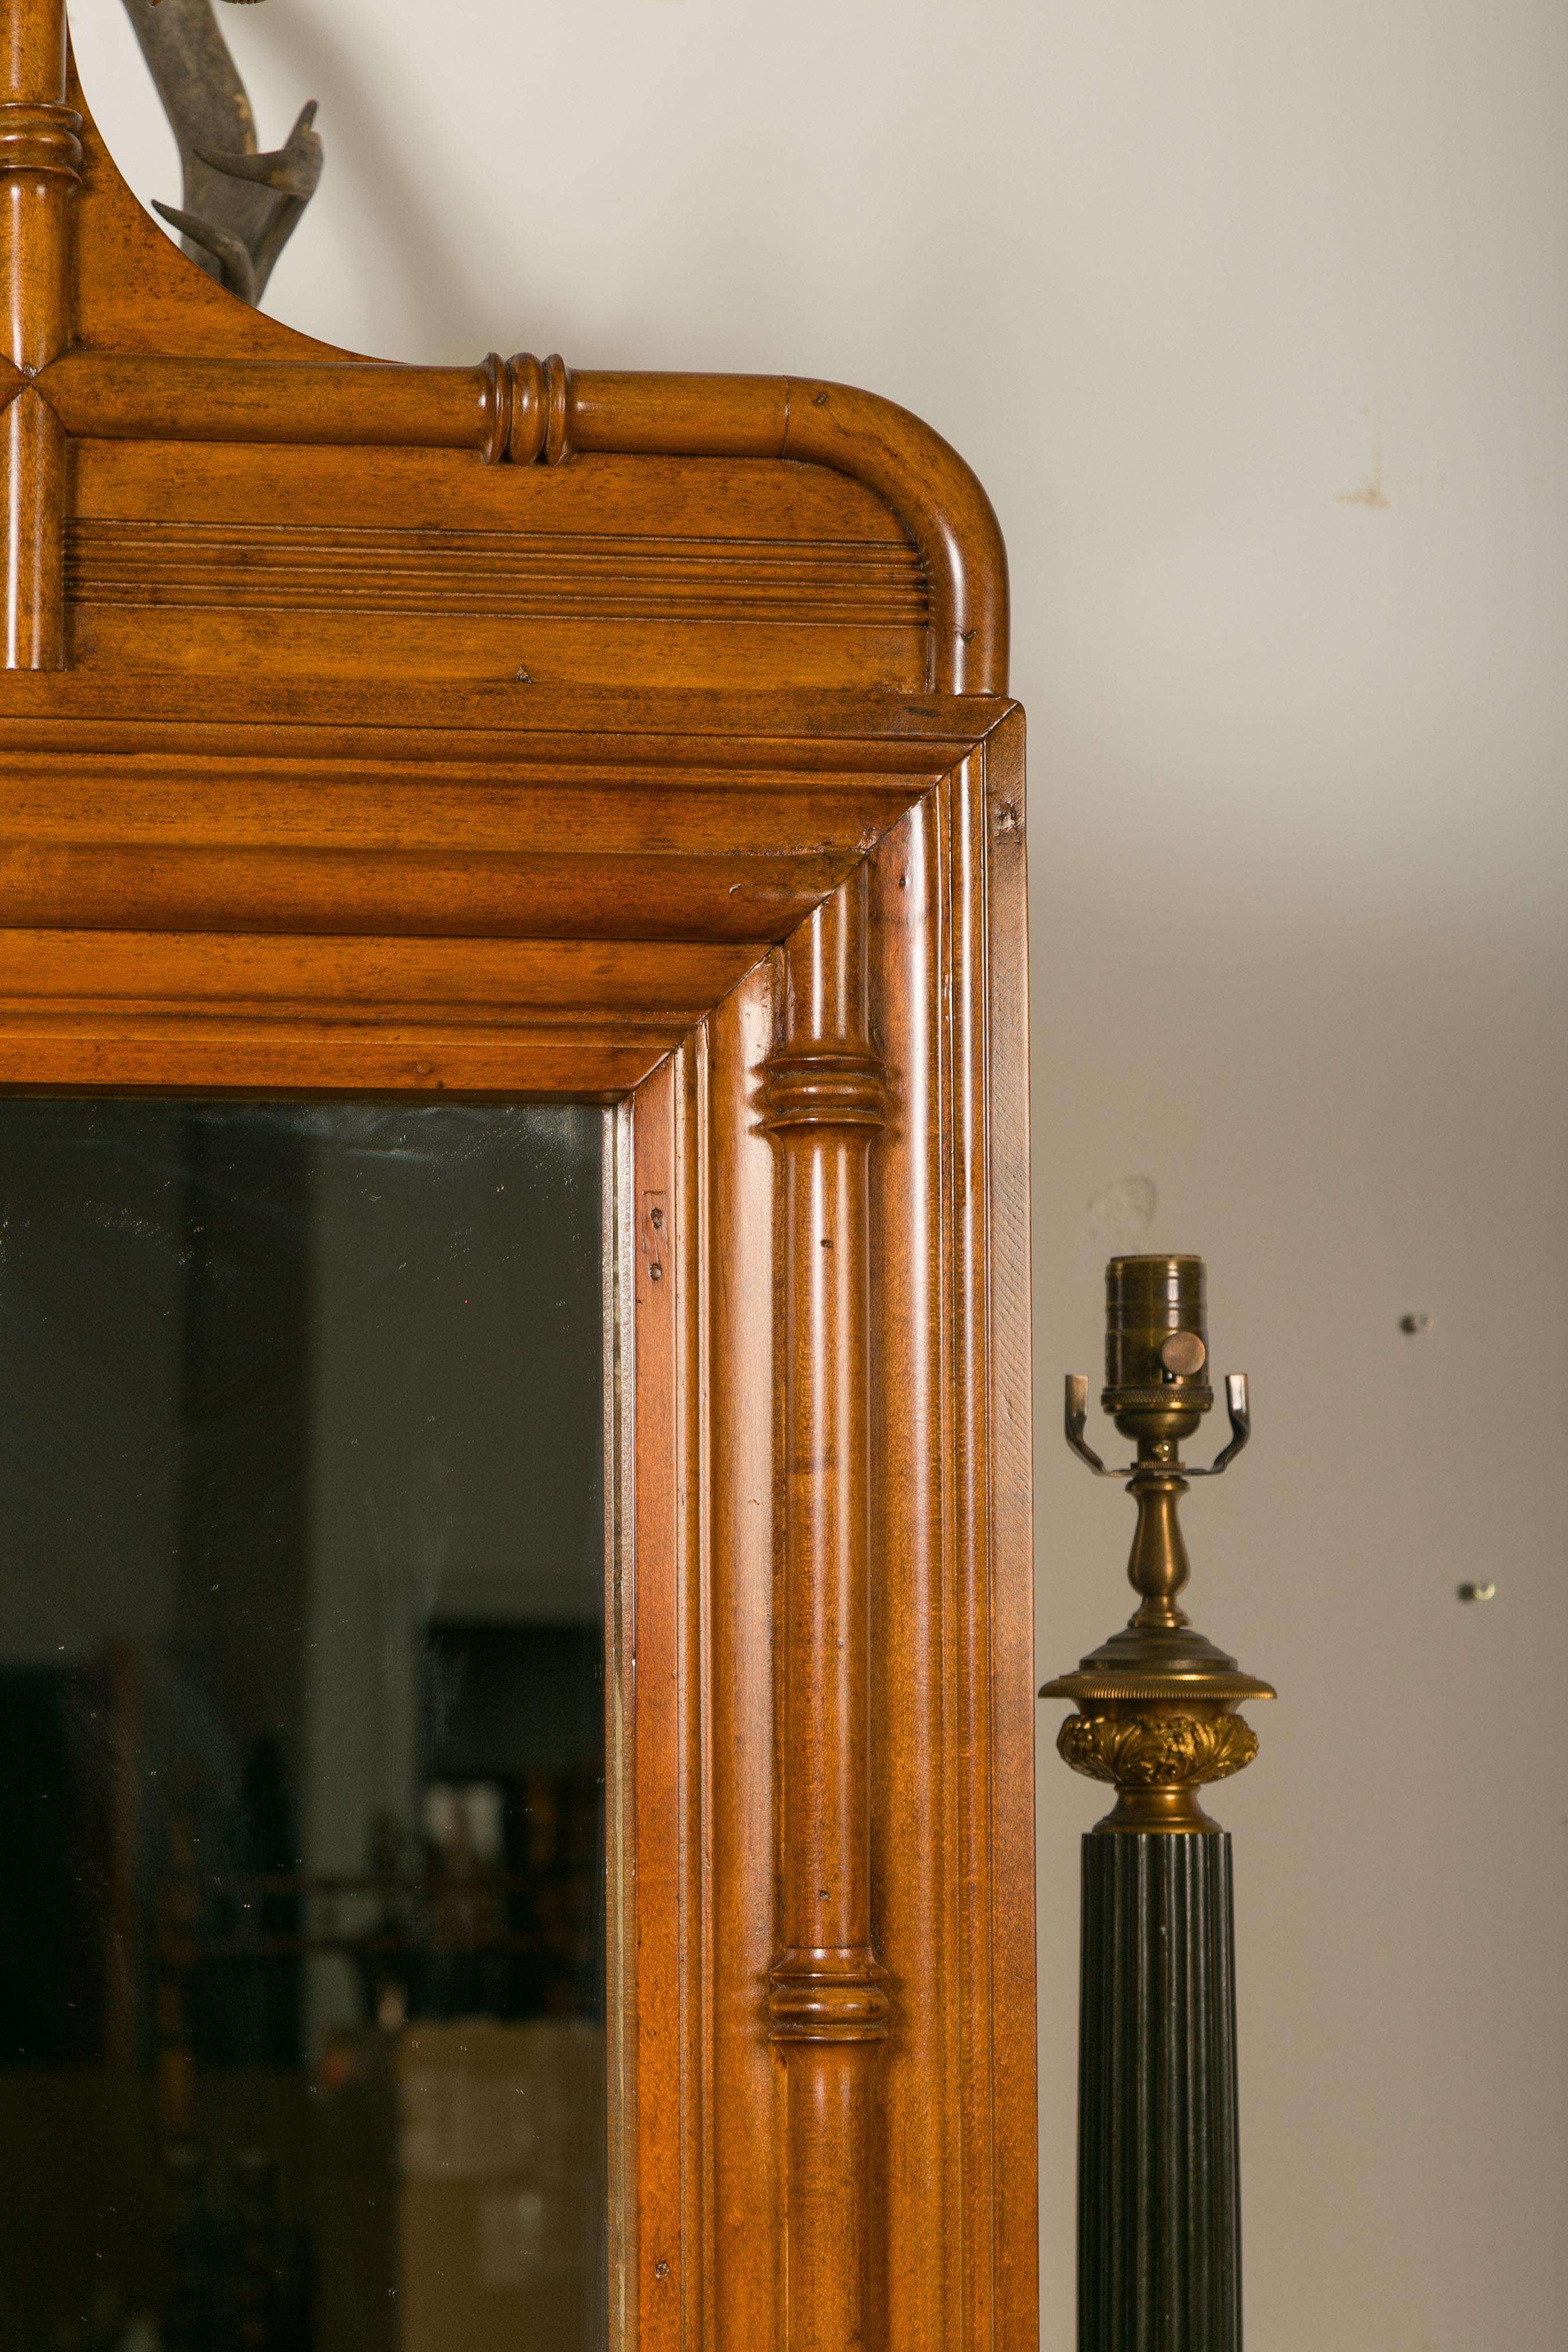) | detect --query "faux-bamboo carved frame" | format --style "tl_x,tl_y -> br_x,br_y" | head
29,351 -> 1007,692
606,743 -> 1036,2352
0,4 -> 1037,2346
0,6 -> 1006,691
